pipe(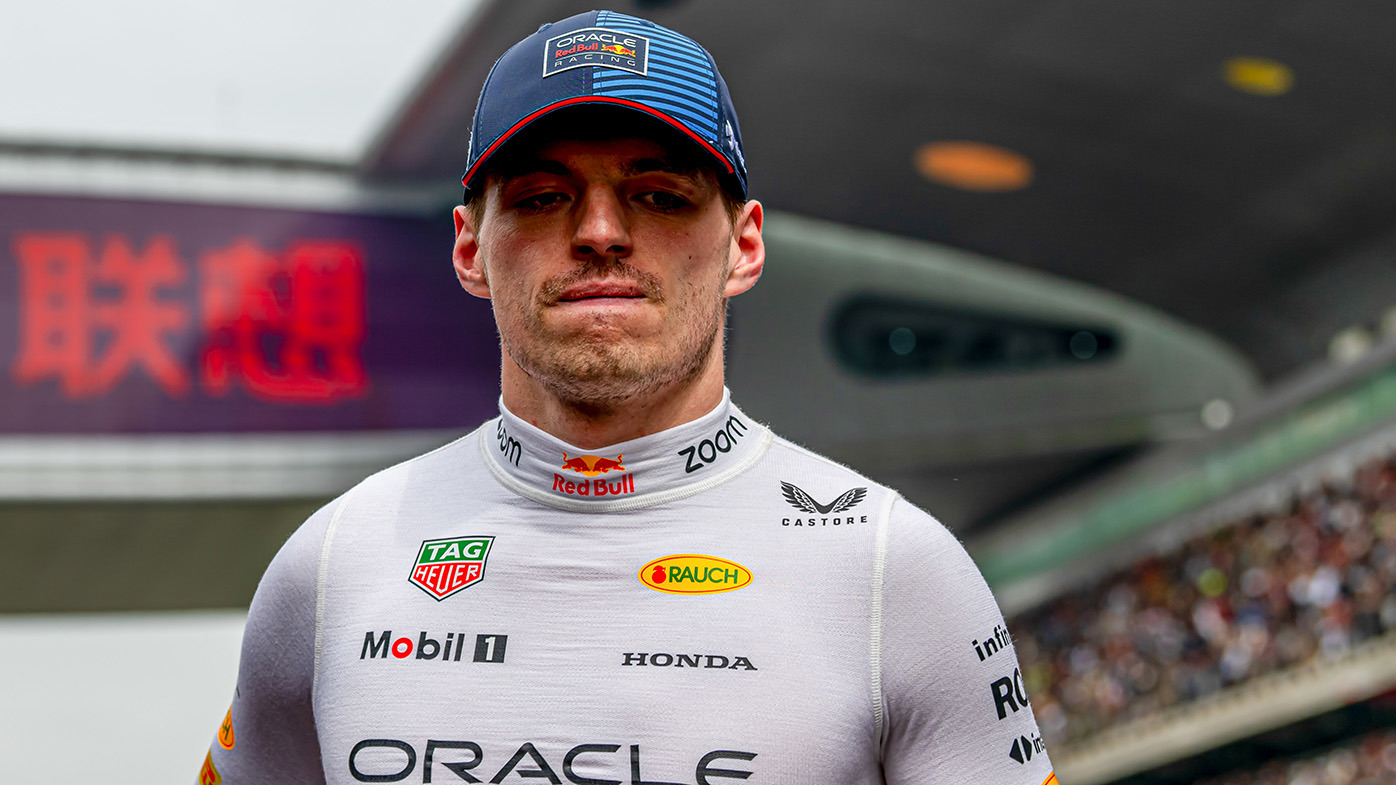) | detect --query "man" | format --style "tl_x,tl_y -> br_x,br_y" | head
201,10 -> 1054,785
